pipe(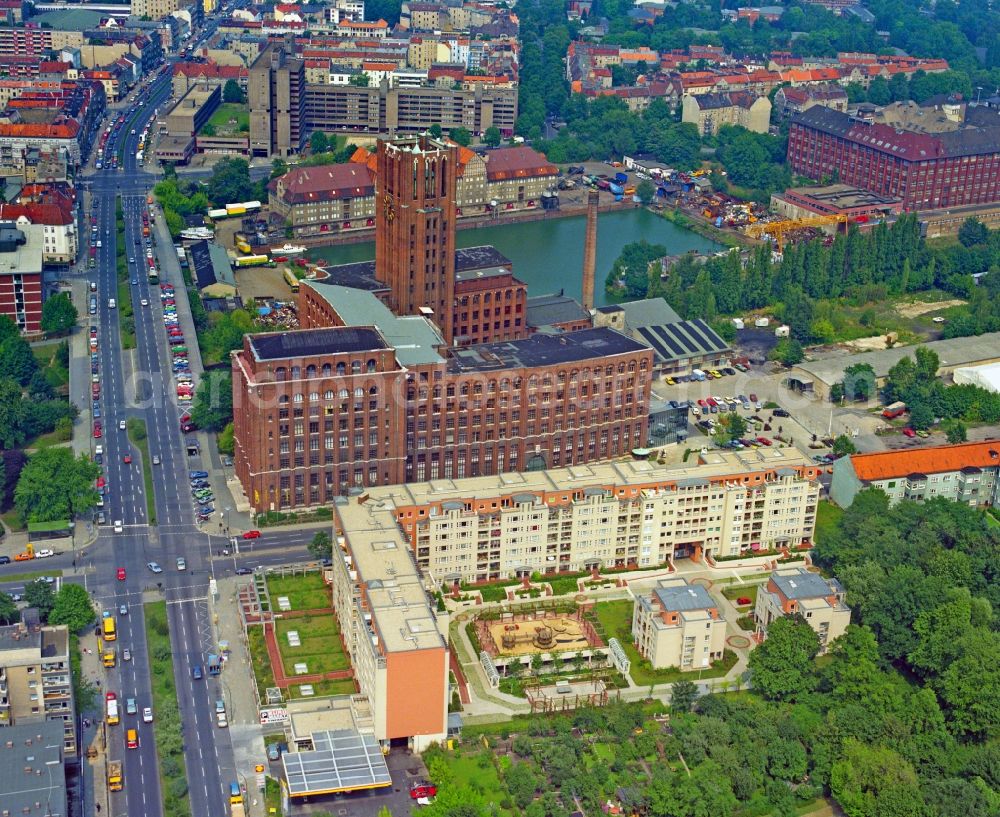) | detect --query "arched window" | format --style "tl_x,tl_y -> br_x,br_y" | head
324,390 -> 334,400
336,362 -> 346,376
293,393 -> 303,404
338,388 -> 349,399
309,392 -> 319,401
278,394 -> 289,404
274,367 -> 286,381
354,387 -> 364,399
306,365 -> 317,378
351,361 -> 361,374
367,359 -> 377,372
321,363 -> 332,376
369,385 -> 378,396
290,366 -> 301,379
